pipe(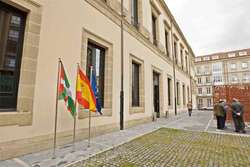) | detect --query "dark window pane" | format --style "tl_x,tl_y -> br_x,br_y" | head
87,42 -> 105,108
152,15 -> 157,45
180,49 -> 184,69
132,62 -> 140,106
185,56 -> 188,72
183,85 -> 185,105
174,42 -> 178,64
176,82 -> 180,105
168,78 -> 171,106
0,2 -> 26,110
165,30 -> 169,56
131,0 -> 138,27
